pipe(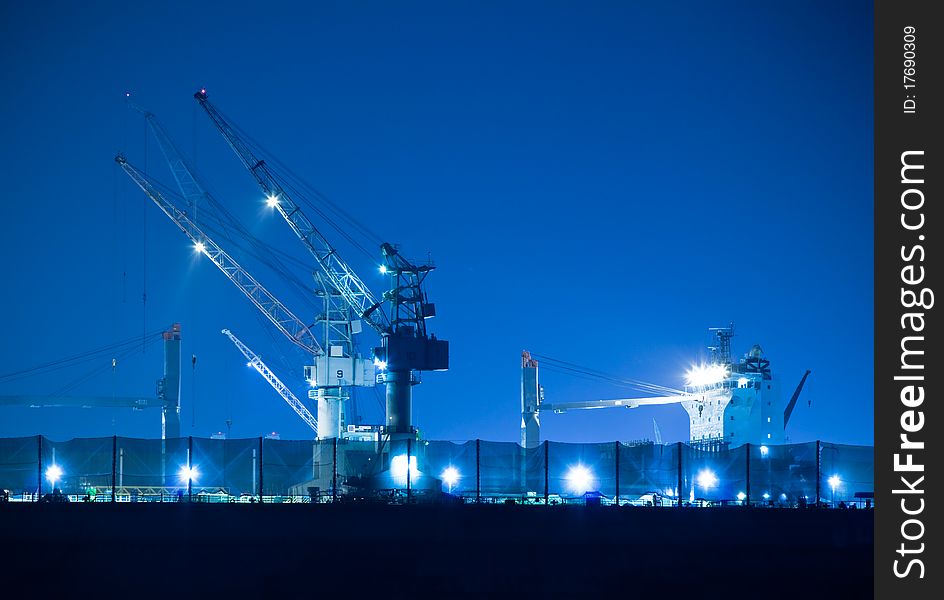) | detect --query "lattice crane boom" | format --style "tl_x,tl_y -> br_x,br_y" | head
129,102 -> 206,220
222,329 -> 318,436
0,395 -> 164,408
193,91 -> 448,442
115,155 -> 323,357
540,394 -> 706,413
194,90 -> 389,334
